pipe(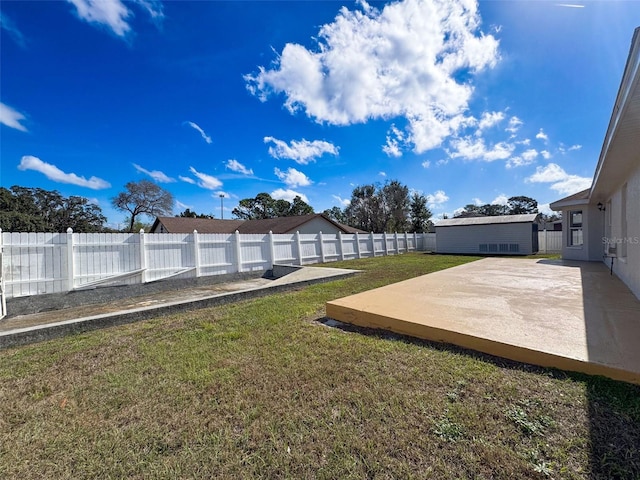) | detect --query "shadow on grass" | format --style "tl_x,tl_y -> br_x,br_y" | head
317,317 -> 640,479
